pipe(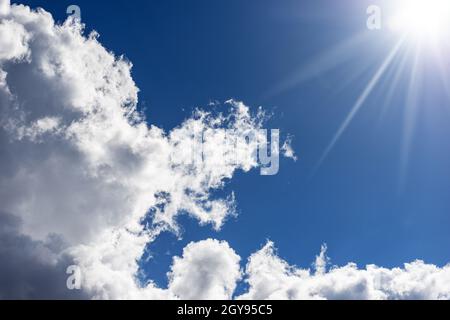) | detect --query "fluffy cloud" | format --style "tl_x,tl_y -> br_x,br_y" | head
0,1 -> 290,299
168,239 -> 241,300
238,242 -> 450,300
